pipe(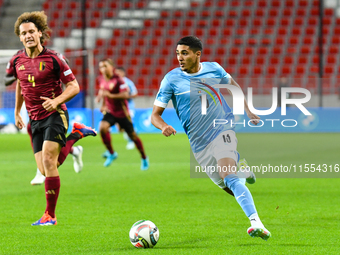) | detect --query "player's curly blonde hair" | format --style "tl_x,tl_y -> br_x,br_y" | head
14,11 -> 51,45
